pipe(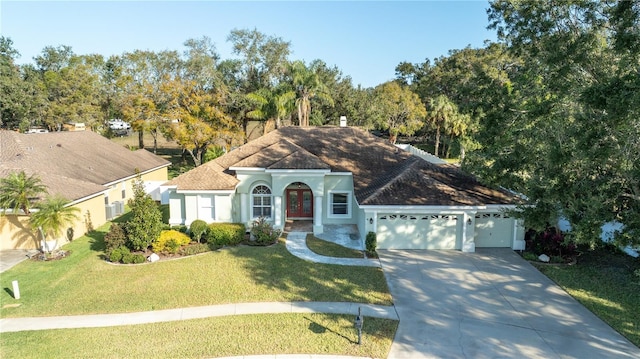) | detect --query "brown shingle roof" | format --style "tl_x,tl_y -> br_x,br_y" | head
0,130 -> 170,202
166,126 -> 521,206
